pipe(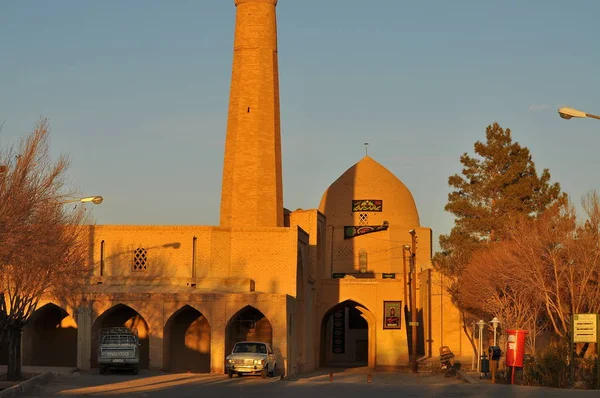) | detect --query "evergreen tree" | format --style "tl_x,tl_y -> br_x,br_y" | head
435,122 -> 564,277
